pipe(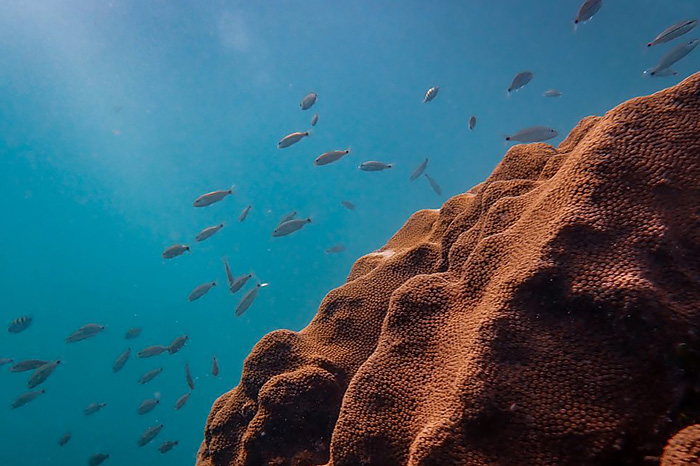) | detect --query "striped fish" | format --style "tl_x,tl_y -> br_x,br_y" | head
8,316 -> 32,333
423,86 -> 439,103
